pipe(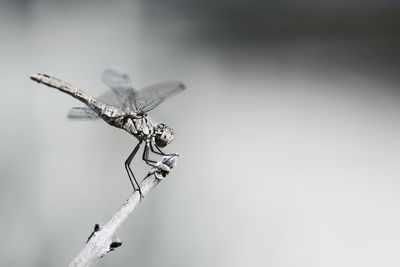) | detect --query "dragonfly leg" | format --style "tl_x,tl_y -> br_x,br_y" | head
125,141 -> 143,198
142,142 -> 158,167
150,142 -> 164,156
151,141 -> 178,157
146,142 -> 173,178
